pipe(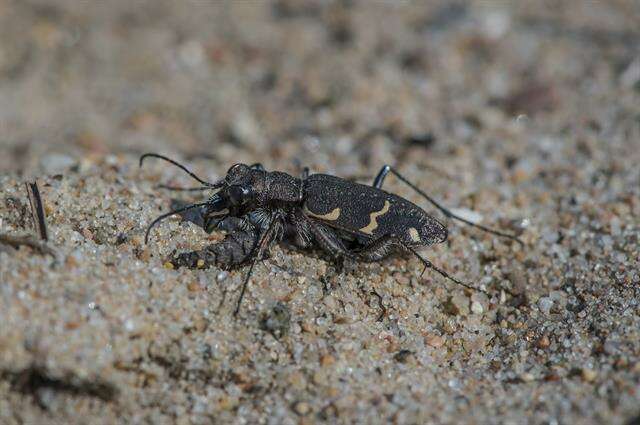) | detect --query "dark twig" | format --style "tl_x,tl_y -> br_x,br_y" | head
25,180 -> 48,241
370,290 -> 386,322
